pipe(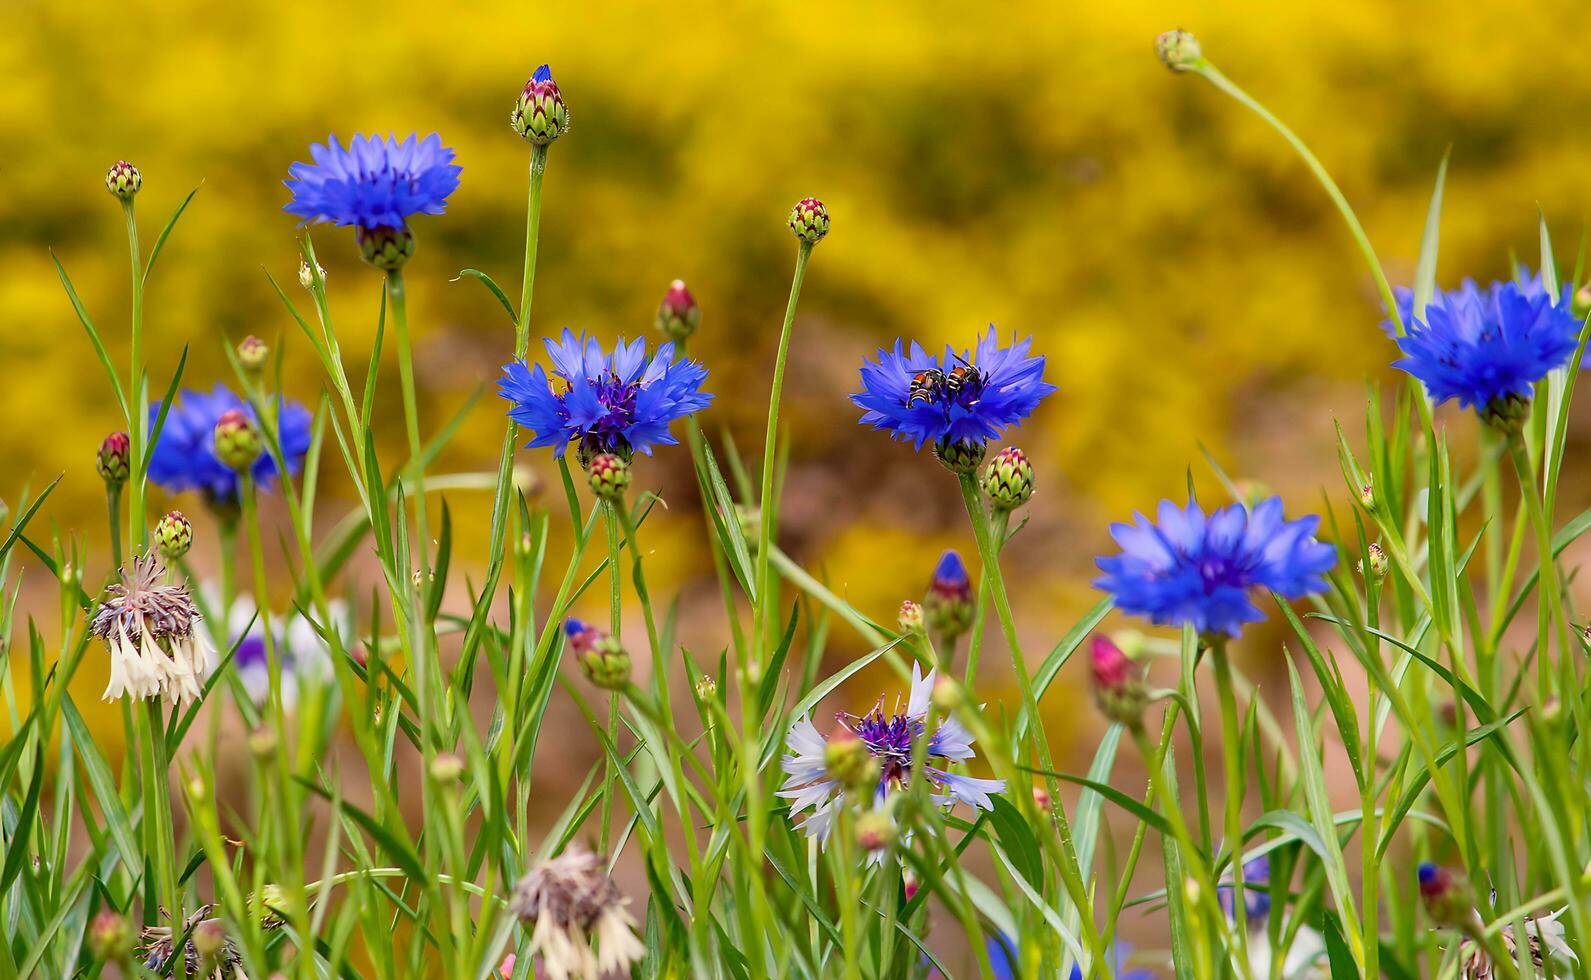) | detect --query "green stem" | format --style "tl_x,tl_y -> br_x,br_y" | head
1210,640 -> 1253,967
142,698 -> 179,925
954,471 -> 1101,958
122,198 -> 146,554
1506,431 -> 1565,702
386,267 -> 430,582
106,488 -> 123,572
963,509 -> 1006,687
599,502 -> 623,856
